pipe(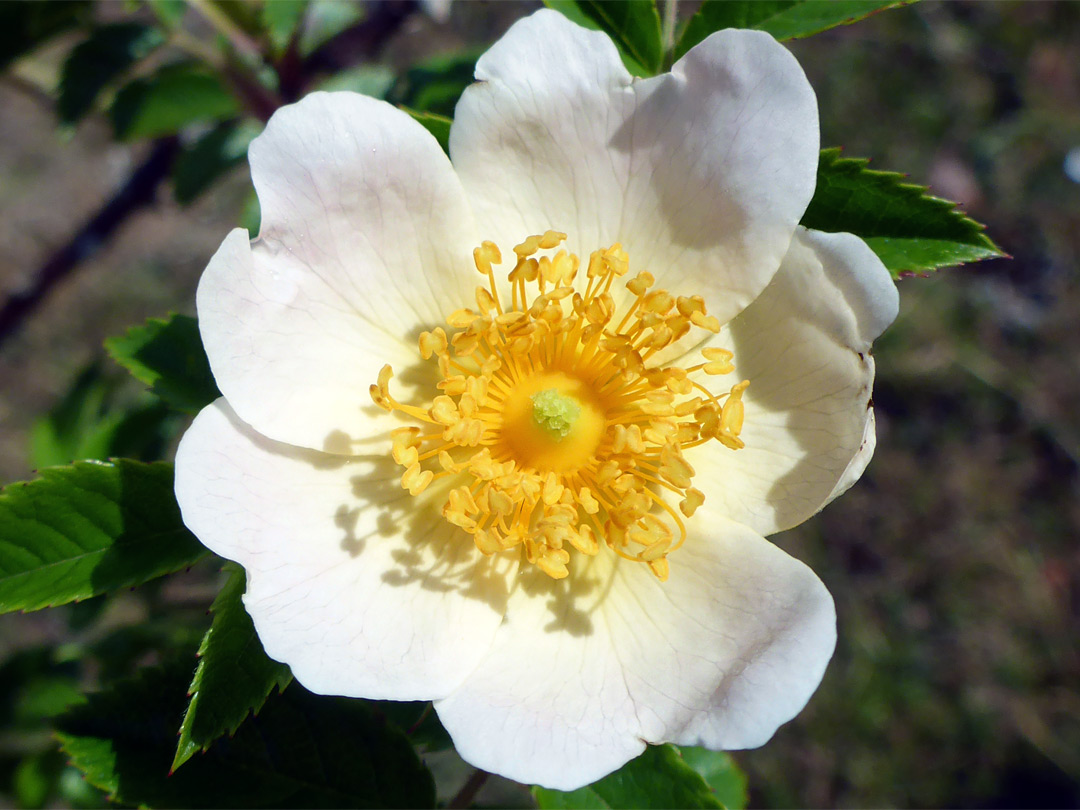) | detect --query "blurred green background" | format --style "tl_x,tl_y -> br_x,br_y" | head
0,1 -> 1078,807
